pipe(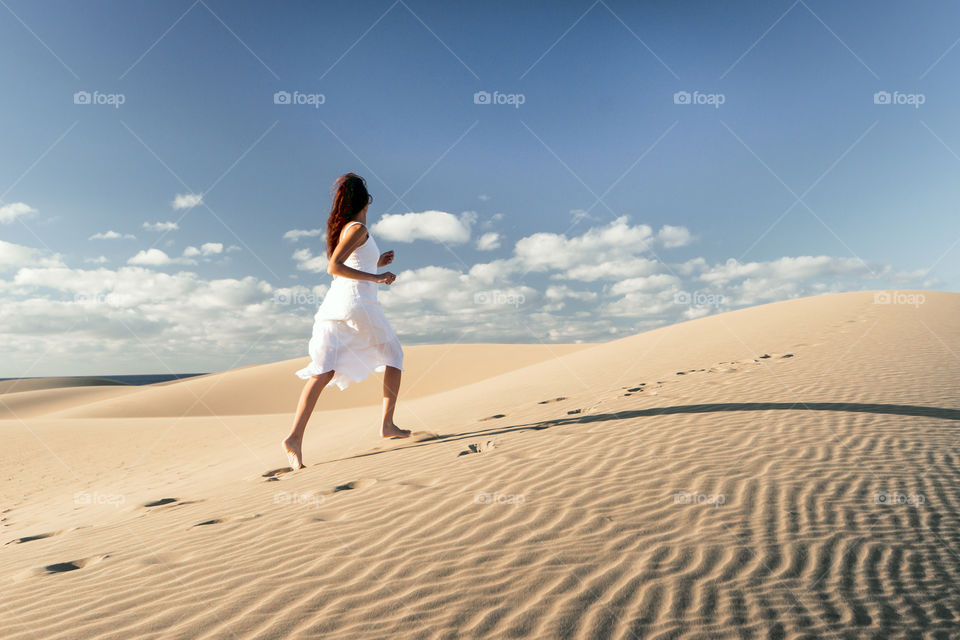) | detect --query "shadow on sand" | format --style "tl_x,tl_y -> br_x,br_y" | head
332,401 -> 960,463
